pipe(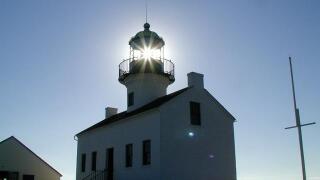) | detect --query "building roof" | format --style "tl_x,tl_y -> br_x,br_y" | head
0,136 -> 62,177
76,87 -> 189,136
